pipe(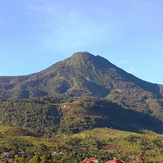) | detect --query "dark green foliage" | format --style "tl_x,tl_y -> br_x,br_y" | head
0,96 -> 162,137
